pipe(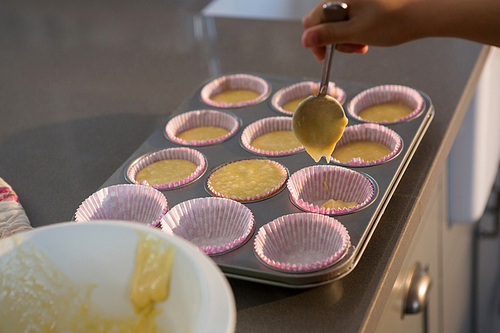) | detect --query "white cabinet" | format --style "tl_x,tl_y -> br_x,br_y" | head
376,167 -> 476,333
448,47 -> 500,224
375,171 -> 443,333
